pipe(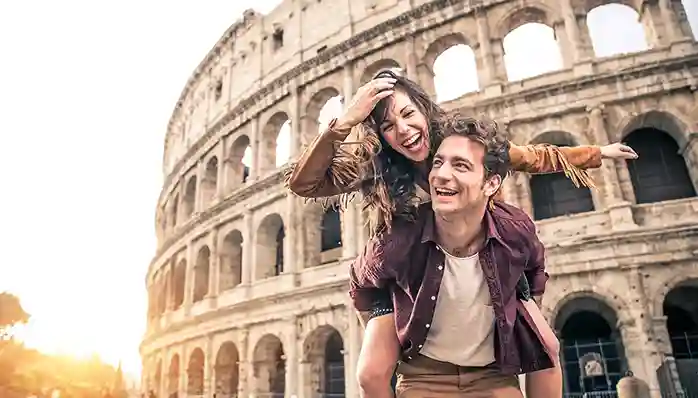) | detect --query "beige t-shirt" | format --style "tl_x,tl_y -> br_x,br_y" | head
420,250 -> 496,366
